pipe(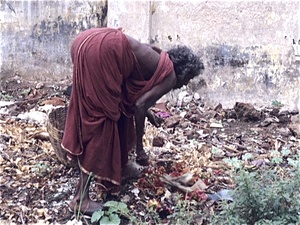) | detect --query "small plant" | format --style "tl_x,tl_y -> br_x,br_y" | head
281,148 -> 291,157
210,166 -> 300,225
272,100 -> 284,107
223,157 -> 244,170
270,150 -> 283,164
242,153 -> 254,161
31,163 -> 50,176
0,93 -> 13,101
91,201 -> 138,225
20,88 -> 31,96
167,194 -> 202,225
212,147 -> 221,154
